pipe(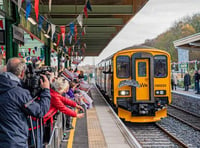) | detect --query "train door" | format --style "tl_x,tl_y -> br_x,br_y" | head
135,59 -> 150,101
